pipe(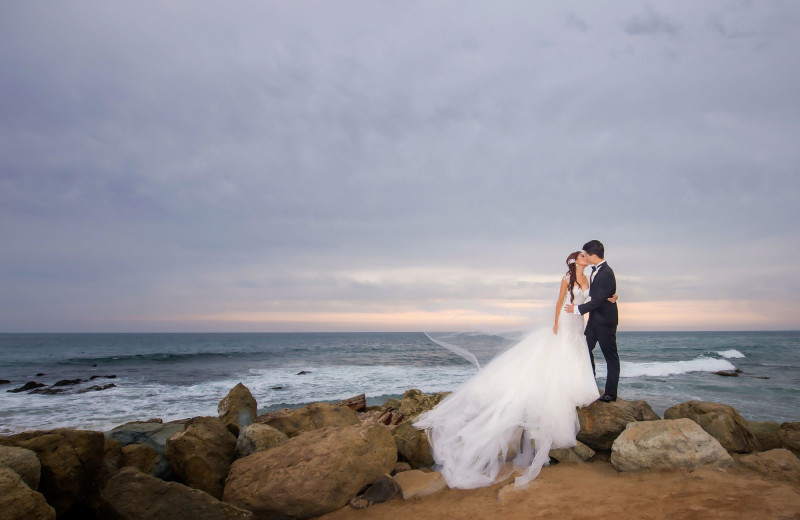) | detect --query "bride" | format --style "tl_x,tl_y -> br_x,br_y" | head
414,250 -> 616,489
